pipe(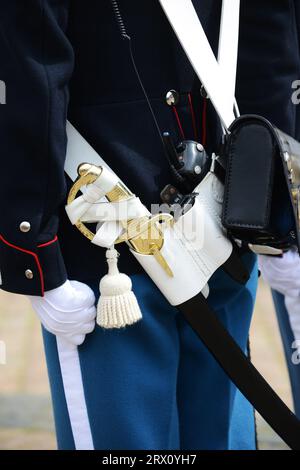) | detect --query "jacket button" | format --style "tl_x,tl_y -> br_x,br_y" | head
165,89 -> 179,106
20,221 -> 31,232
25,269 -> 34,280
